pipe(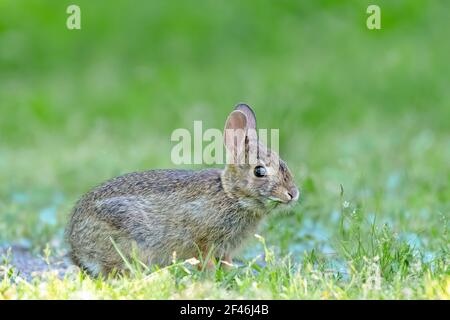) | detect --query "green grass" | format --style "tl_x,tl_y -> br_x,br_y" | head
1,233 -> 449,299
0,0 -> 449,299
